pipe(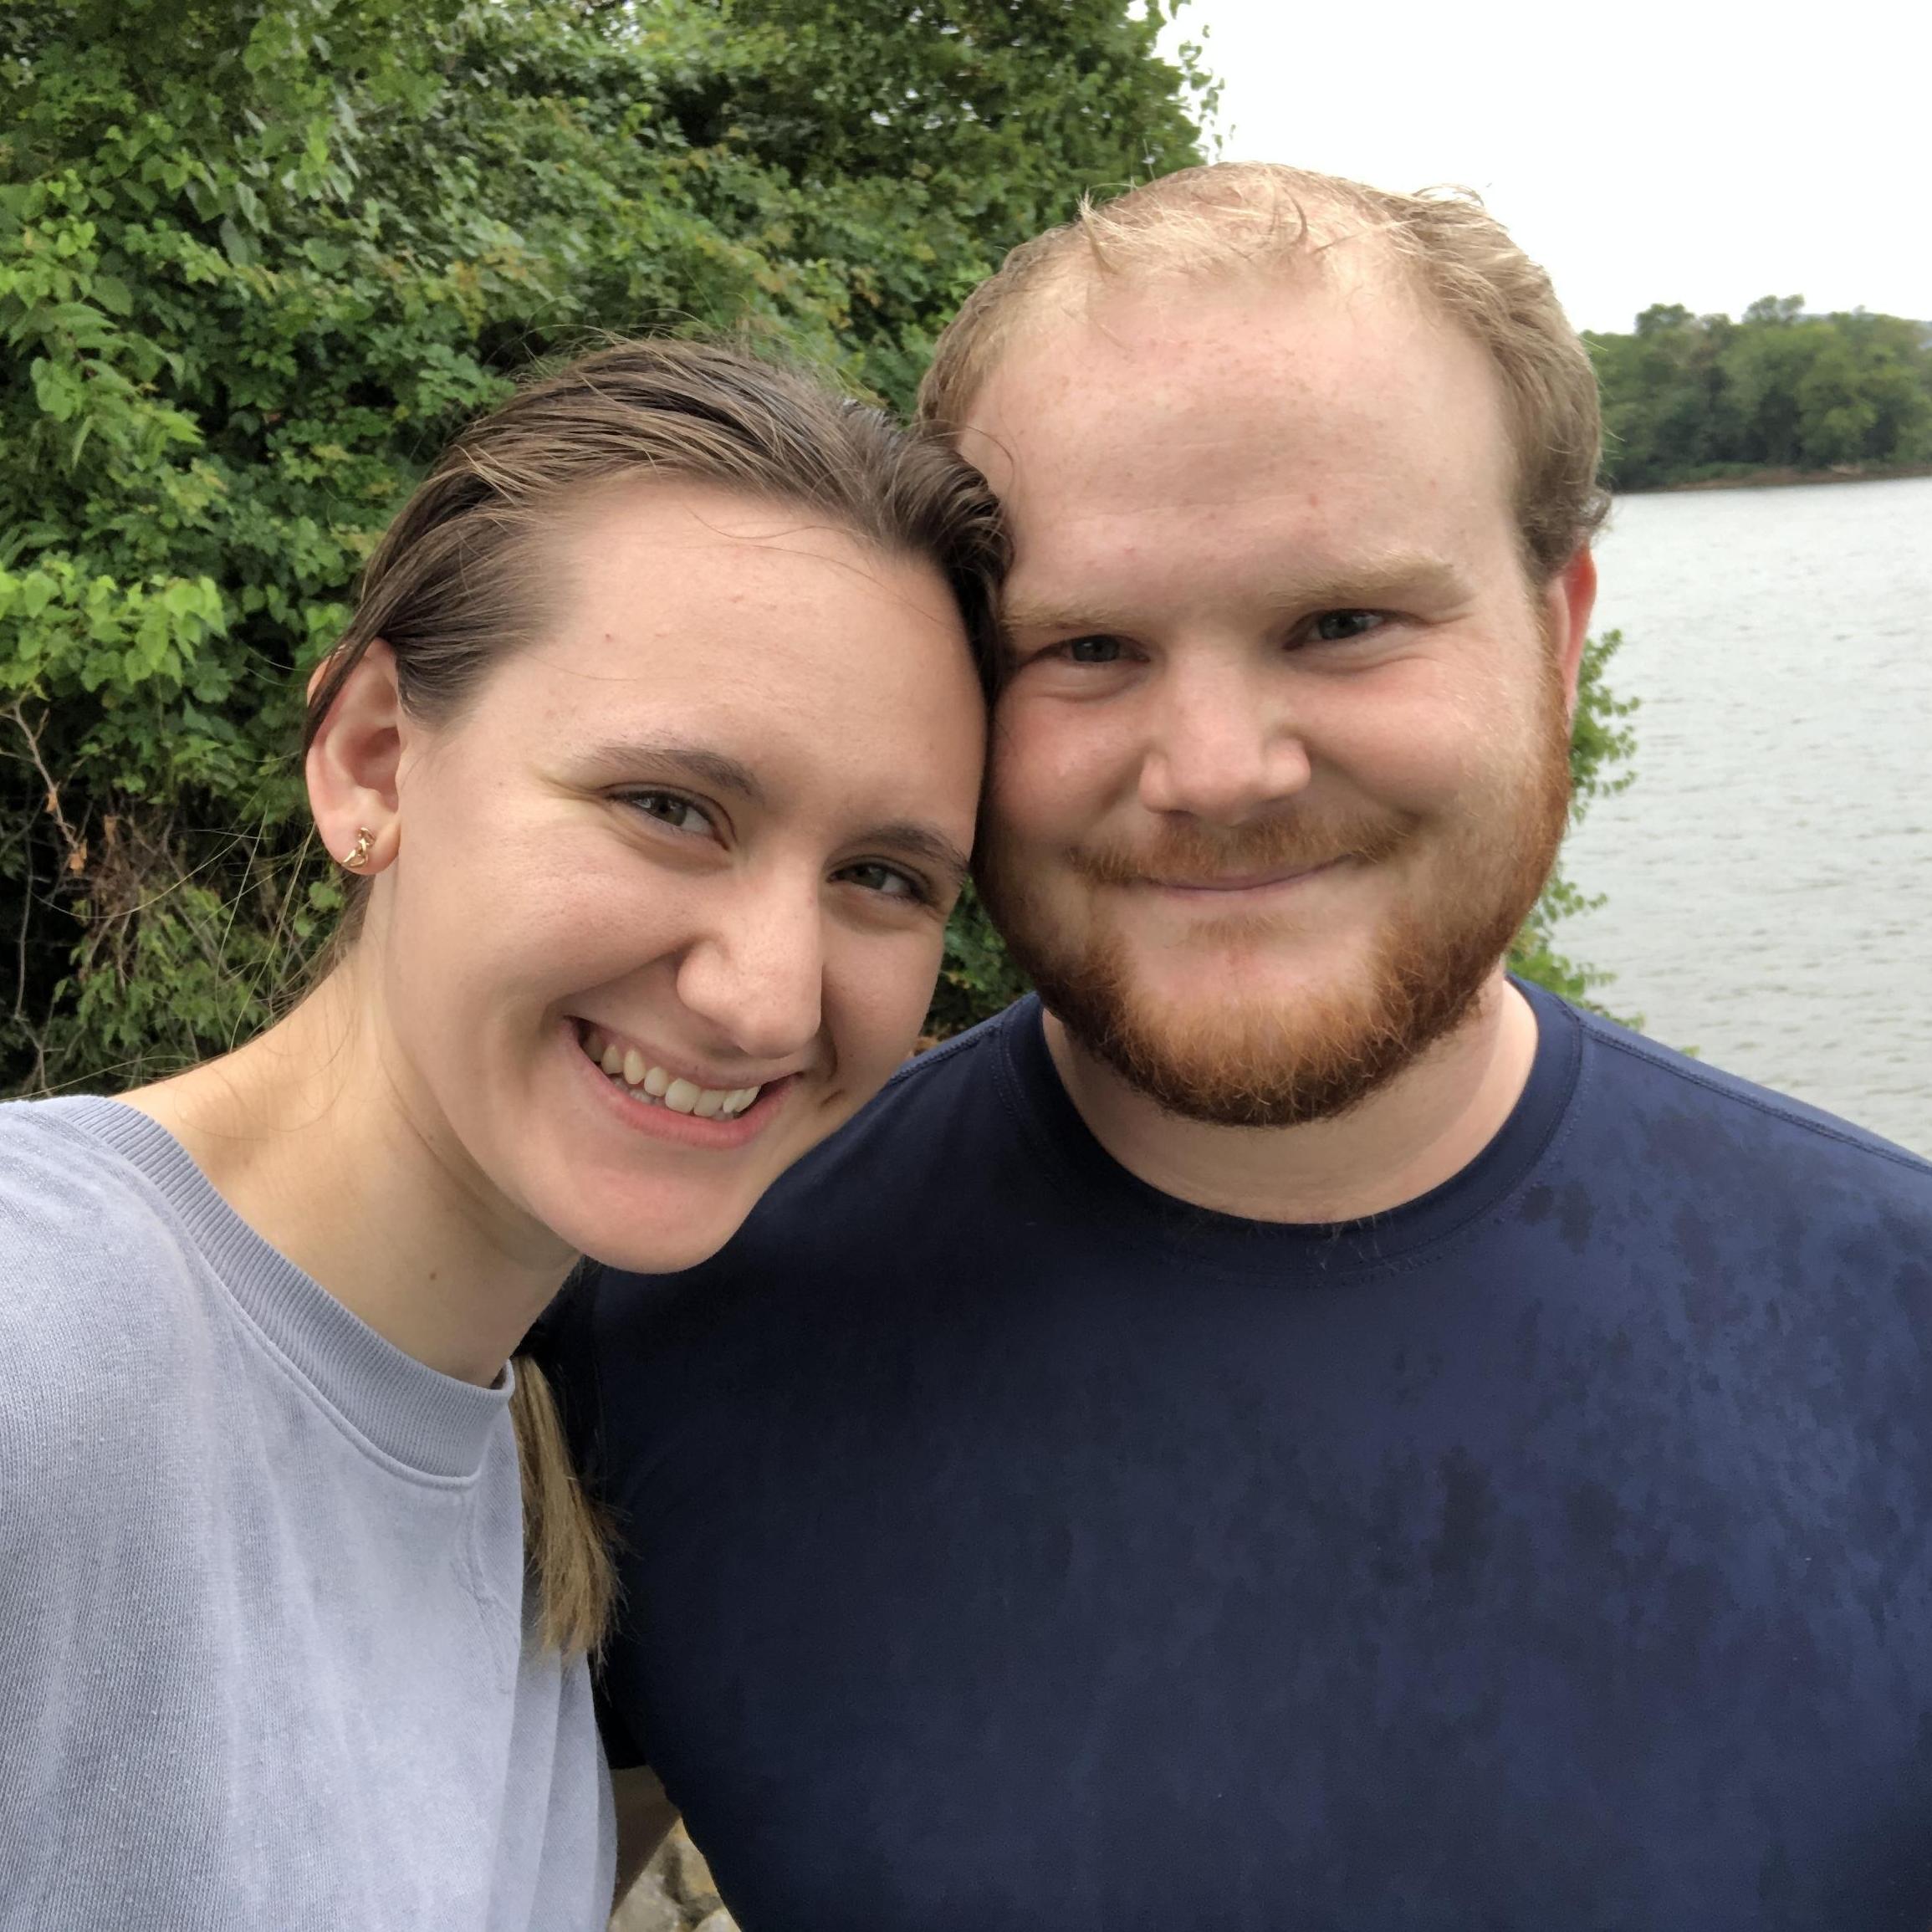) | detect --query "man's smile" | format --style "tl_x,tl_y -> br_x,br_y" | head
1137,857 -> 1347,897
